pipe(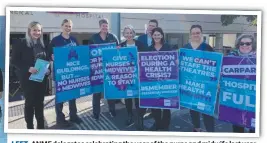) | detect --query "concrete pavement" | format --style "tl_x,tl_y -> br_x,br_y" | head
8,95 -> 233,132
